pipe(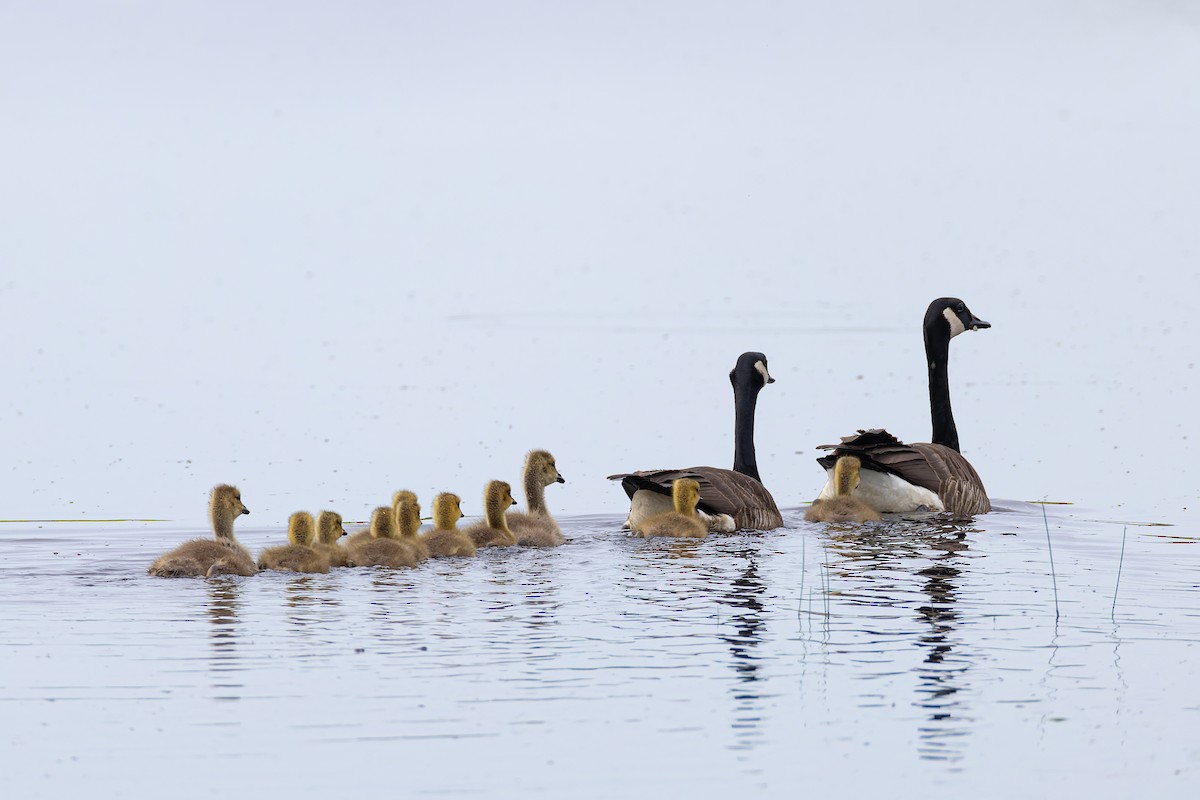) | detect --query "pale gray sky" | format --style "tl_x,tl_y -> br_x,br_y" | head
2,2 -> 1197,523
